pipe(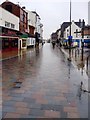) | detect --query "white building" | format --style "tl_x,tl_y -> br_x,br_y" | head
0,7 -> 19,31
88,1 -> 90,25
64,21 -> 81,40
26,10 -> 36,47
56,29 -> 61,40
26,10 -> 43,47
27,10 -> 36,32
32,11 -> 43,42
